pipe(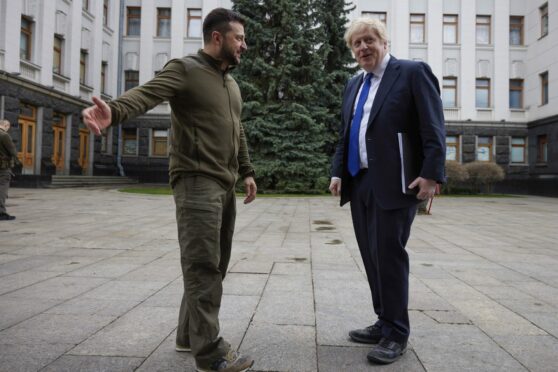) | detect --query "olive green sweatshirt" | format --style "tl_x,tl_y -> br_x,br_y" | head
0,128 -> 18,169
108,50 -> 254,189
